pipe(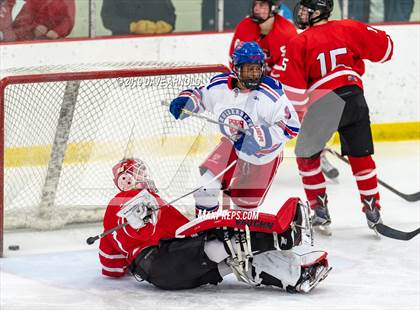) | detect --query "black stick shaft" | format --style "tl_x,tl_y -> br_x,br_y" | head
86,222 -> 129,245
